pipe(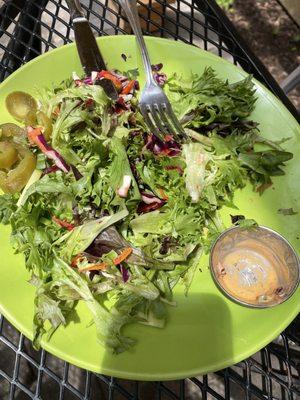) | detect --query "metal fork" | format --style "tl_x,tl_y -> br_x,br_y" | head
118,0 -> 185,141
